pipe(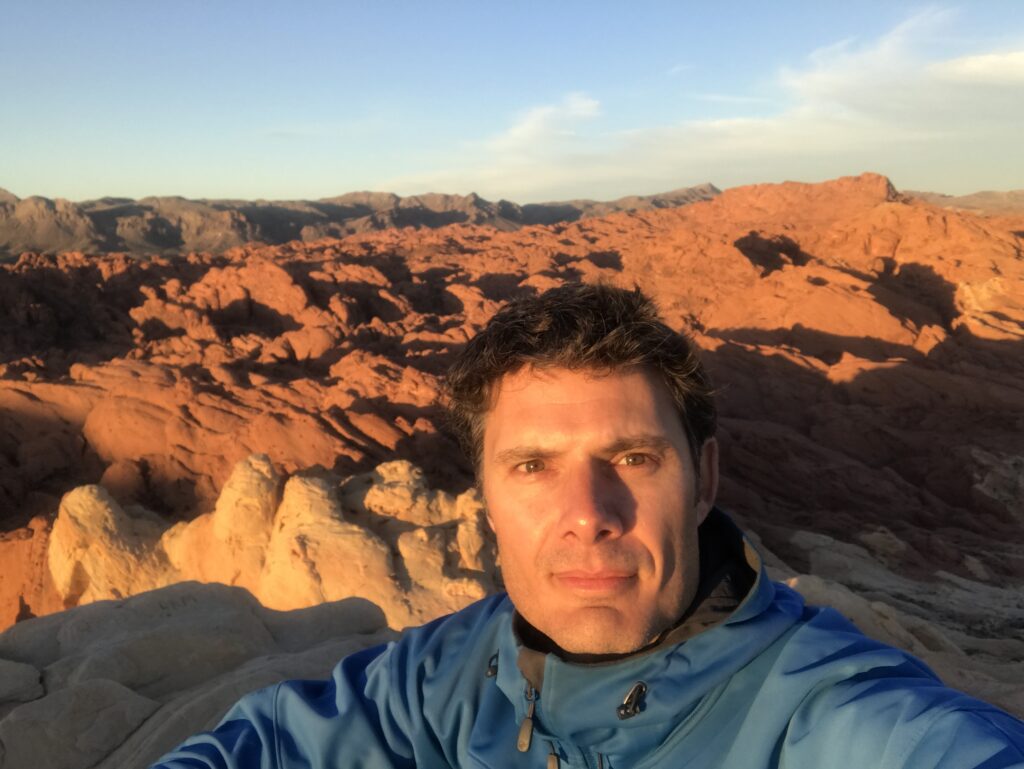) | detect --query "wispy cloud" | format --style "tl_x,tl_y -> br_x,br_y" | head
485,92 -> 601,156
386,8 -> 1024,200
931,50 -> 1024,83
